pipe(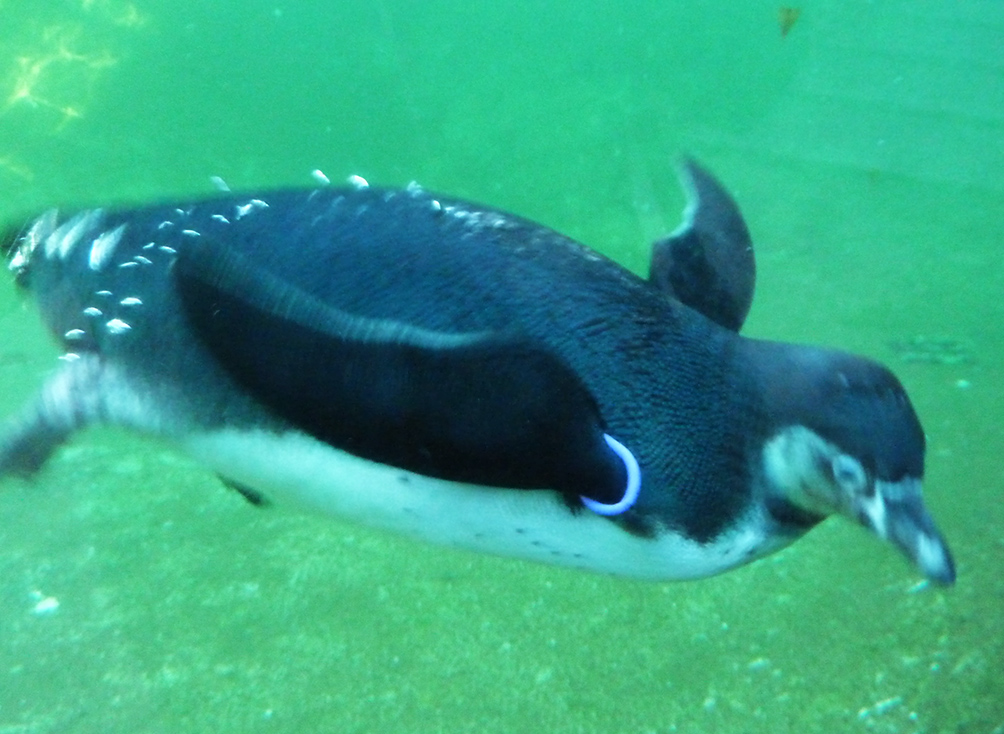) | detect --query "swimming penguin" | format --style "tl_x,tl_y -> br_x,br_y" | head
0,161 -> 955,584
